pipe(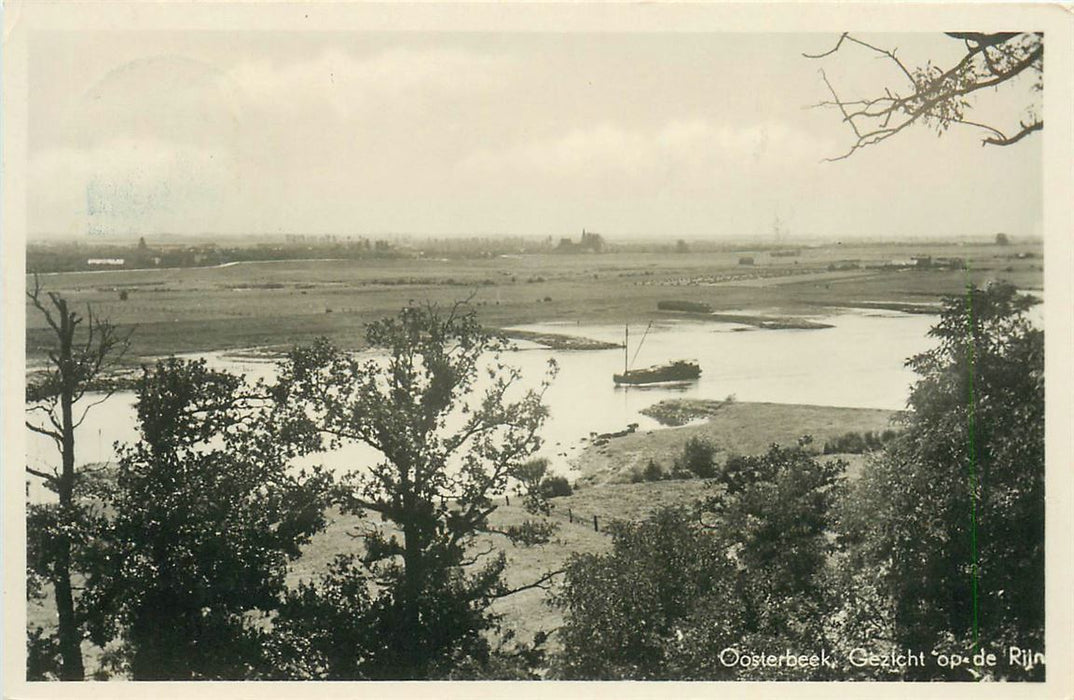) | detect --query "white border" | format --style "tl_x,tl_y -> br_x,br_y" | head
3,3 -> 1071,699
